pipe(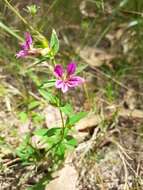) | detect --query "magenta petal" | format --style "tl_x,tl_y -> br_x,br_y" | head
55,80 -> 64,88
67,76 -> 85,87
20,43 -> 27,50
16,50 -> 28,58
55,80 -> 68,93
67,62 -> 76,75
19,32 -> 32,51
54,65 -> 64,78
25,32 -> 32,48
16,32 -> 32,58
